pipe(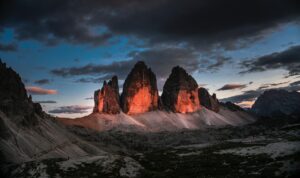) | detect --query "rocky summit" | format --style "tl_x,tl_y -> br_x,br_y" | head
0,60 -> 43,125
198,88 -> 220,112
251,89 -> 300,118
121,61 -> 159,114
161,66 -> 200,113
94,76 -> 120,114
